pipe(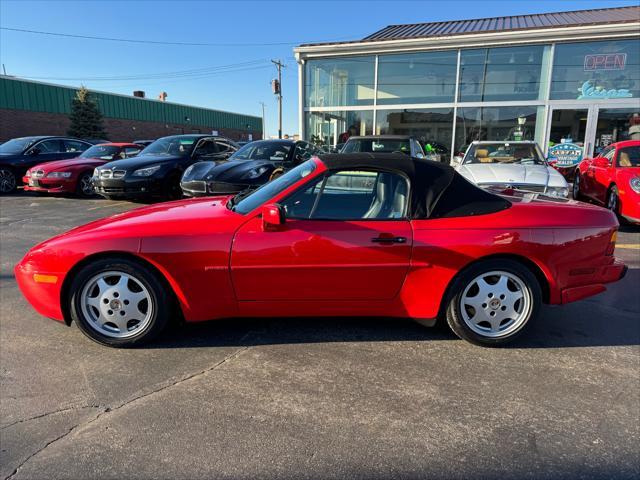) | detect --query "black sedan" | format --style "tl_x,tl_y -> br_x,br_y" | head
92,135 -> 238,200
0,136 -> 92,194
180,139 -> 323,197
